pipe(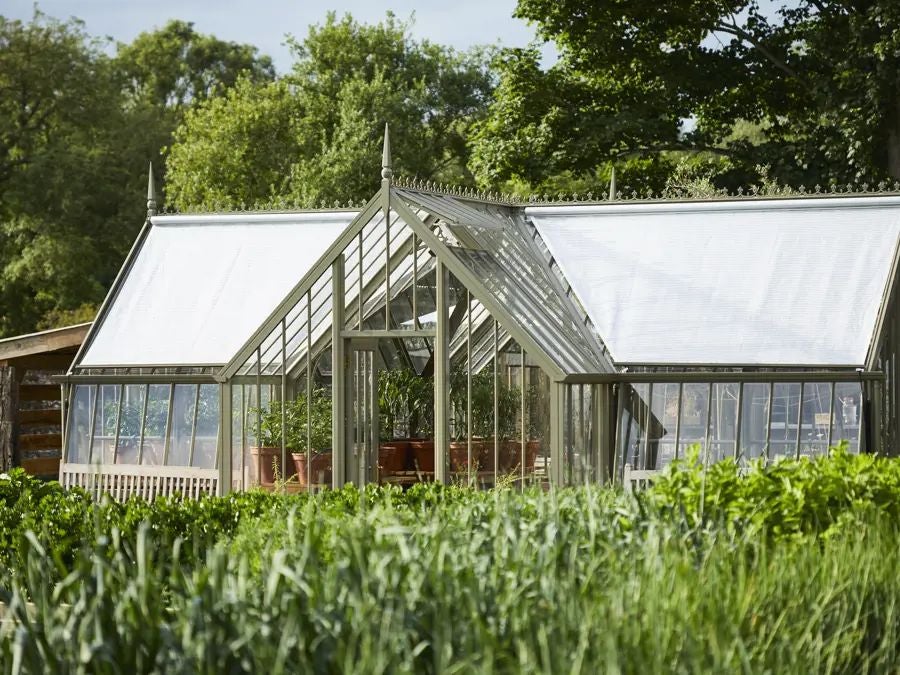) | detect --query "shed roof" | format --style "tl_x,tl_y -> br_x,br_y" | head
527,196 -> 900,367
0,323 -> 91,362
